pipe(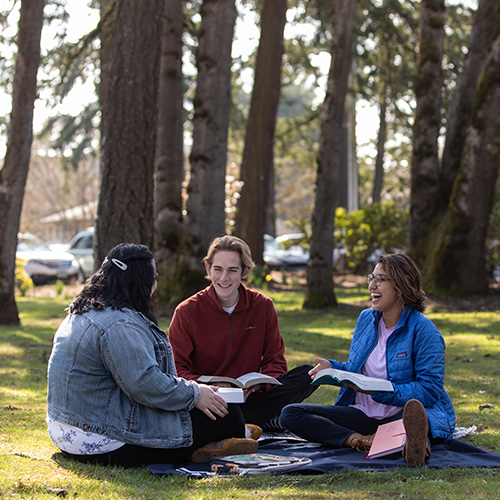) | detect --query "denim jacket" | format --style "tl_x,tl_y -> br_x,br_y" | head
47,307 -> 200,448
330,308 -> 455,439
